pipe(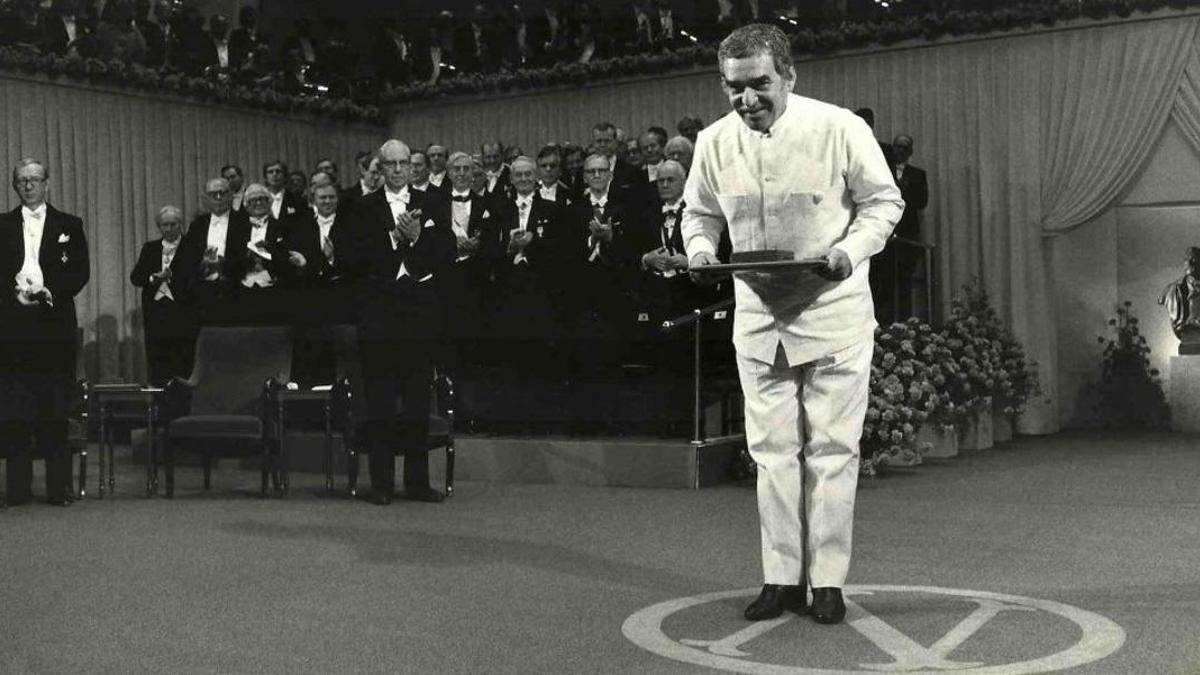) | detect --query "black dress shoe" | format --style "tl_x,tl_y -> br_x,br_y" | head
47,498 -> 73,507
810,587 -> 846,624
361,491 -> 393,506
403,485 -> 445,503
744,584 -> 807,621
